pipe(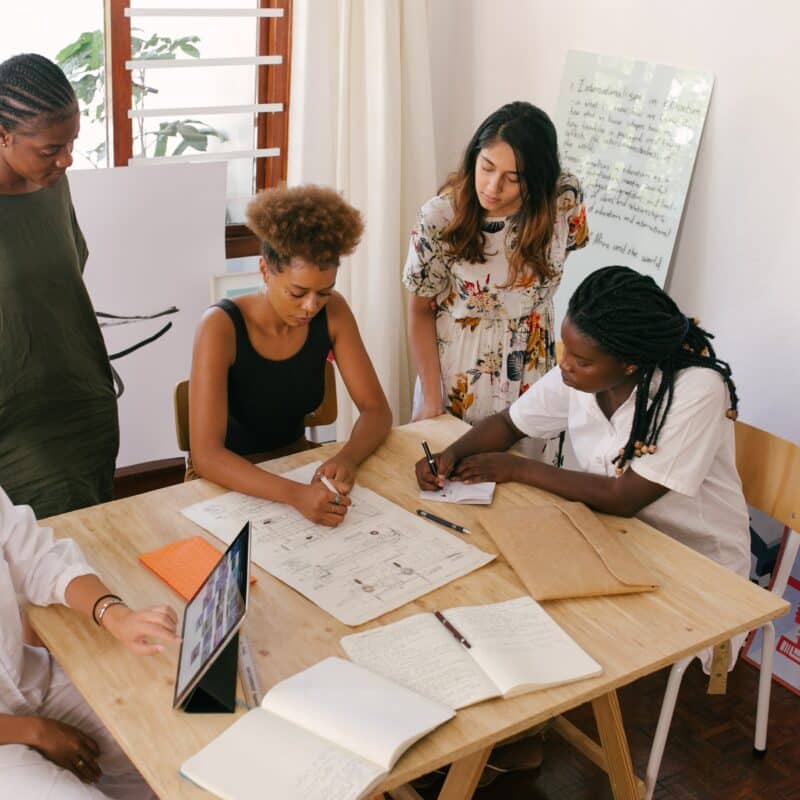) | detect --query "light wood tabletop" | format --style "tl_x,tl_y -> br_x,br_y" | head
29,417 -> 789,800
